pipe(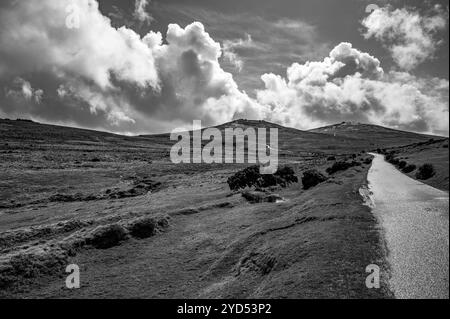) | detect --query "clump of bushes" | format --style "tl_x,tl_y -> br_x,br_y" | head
327,156 -> 336,161
302,169 -> 328,190
363,158 -> 373,165
128,217 -> 157,239
88,224 -> 128,249
326,161 -> 361,175
0,249 -> 68,289
402,164 -> 417,174
416,164 -> 436,180
385,152 -> 401,166
398,161 -> 407,169
227,165 -> 298,191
